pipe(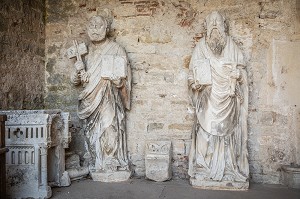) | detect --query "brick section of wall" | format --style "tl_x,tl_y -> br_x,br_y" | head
45,0 -> 300,183
118,0 -> 160,16
0,0 -> 45,109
